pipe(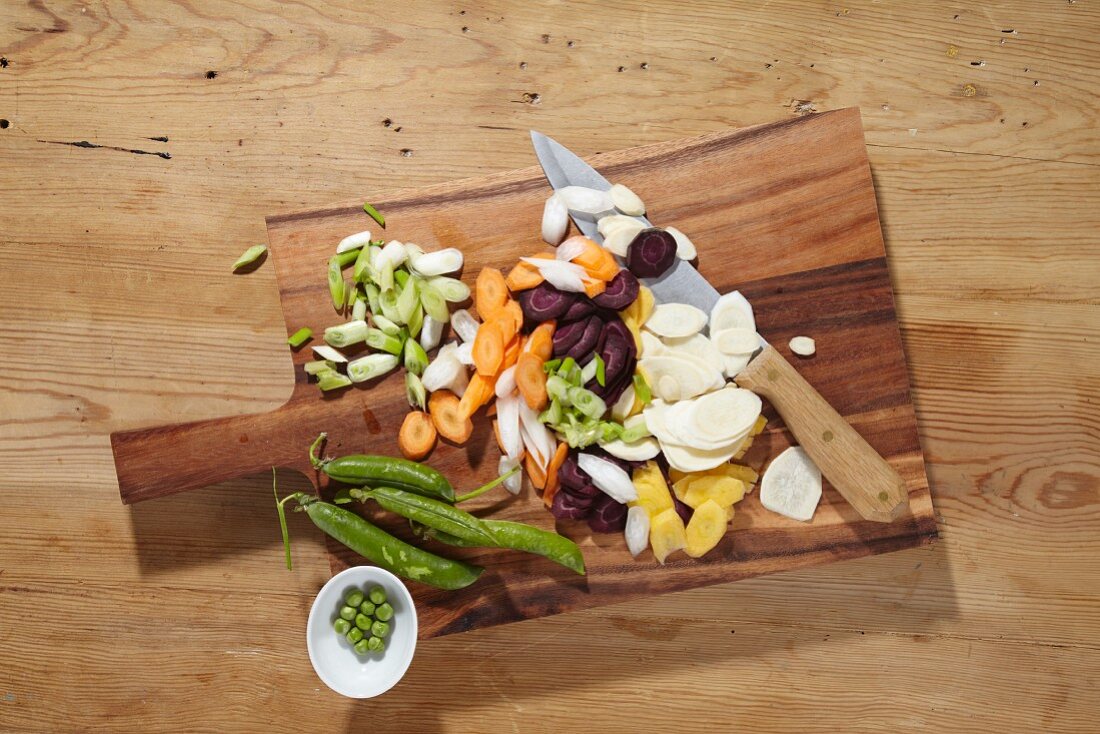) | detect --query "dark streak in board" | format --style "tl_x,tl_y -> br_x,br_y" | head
477,125 -> 517,131
37,139 -> 172,160
147,136 -> 169,142
0,57 -> 8,68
